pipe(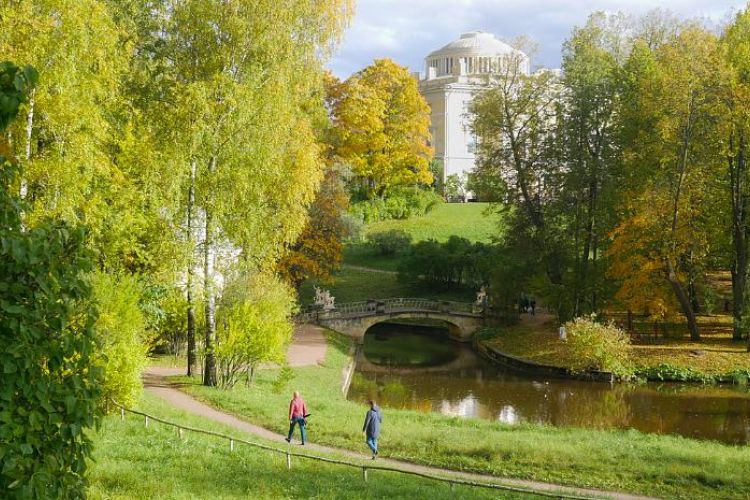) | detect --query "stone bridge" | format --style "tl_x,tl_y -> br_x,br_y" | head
297,298 -> 486,343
